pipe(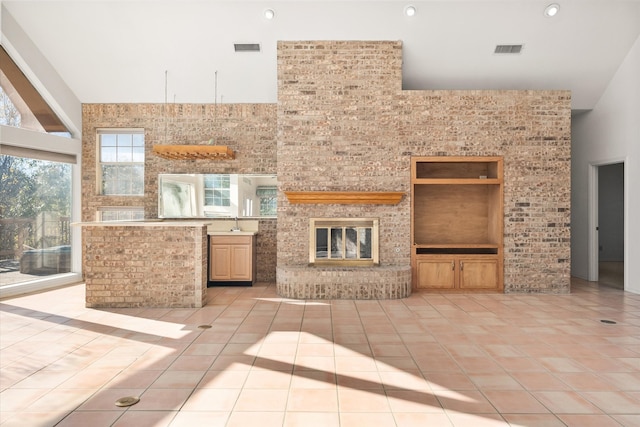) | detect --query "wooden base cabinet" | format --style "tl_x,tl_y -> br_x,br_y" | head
209,234 -> 256,284
415,255 -> 501,291
411,156 -> 504,293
